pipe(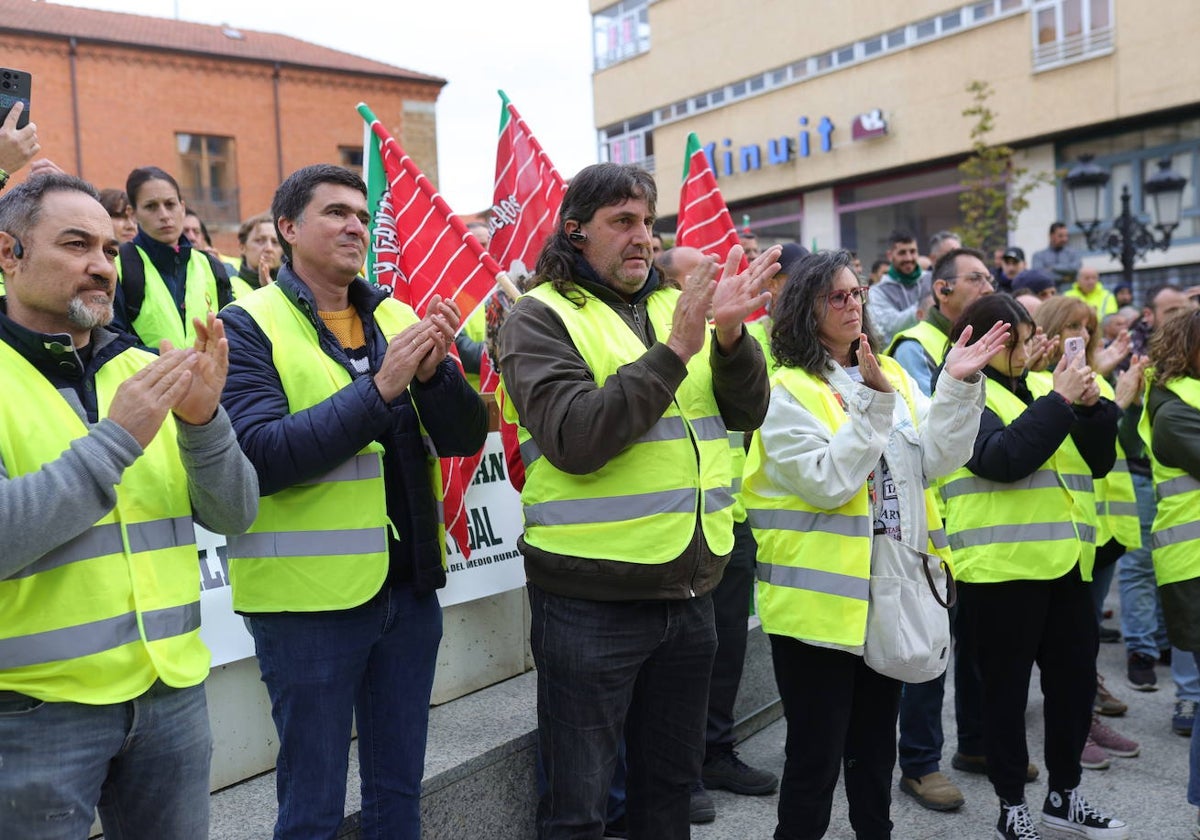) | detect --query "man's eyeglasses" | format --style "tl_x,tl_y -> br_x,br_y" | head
954,272 -> 995,286
826,286 -> 869,309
